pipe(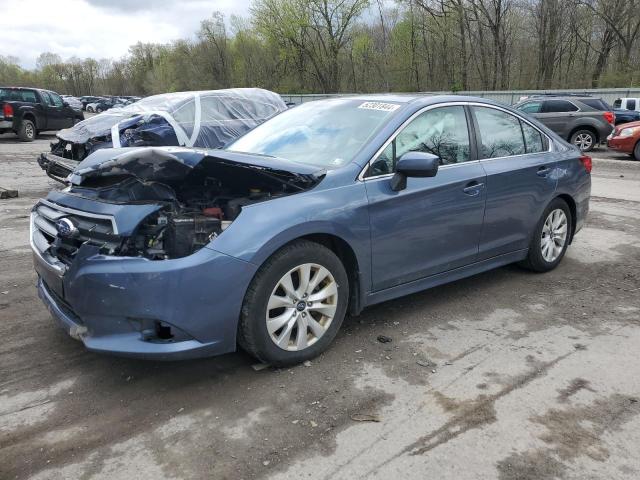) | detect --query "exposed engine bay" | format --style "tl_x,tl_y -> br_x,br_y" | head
119,185 -> 276,260
49,147 -> 324,261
